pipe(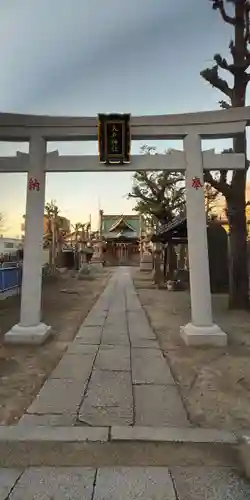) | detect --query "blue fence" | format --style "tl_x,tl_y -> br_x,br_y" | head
0,264 -> 22,295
